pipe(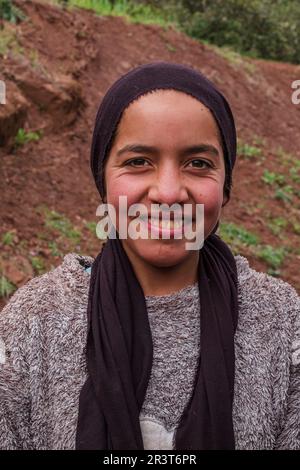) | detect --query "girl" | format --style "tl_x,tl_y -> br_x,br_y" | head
0,62 -> 299,450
